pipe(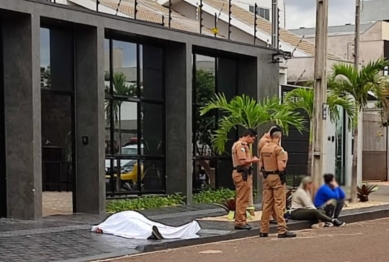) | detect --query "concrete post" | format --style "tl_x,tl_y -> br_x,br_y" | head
74,26 -> 106,214
312,0 -> 328,189
237,54 -> 279,204
2,14 -> 42,220
216,57 -> 237,190
165,42 -> 192,203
